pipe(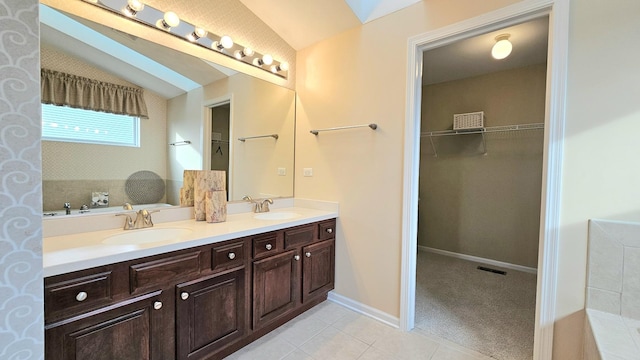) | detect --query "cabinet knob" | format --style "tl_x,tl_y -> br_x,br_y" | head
153,301 -> 163,310
326,228 -> 333,234
228,252 -> 236,260
75,291 -> 88,302
265,244 -> 273,250
305,252 -> 311,258
180,292 -> 189,300
294,255 -> 300,261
